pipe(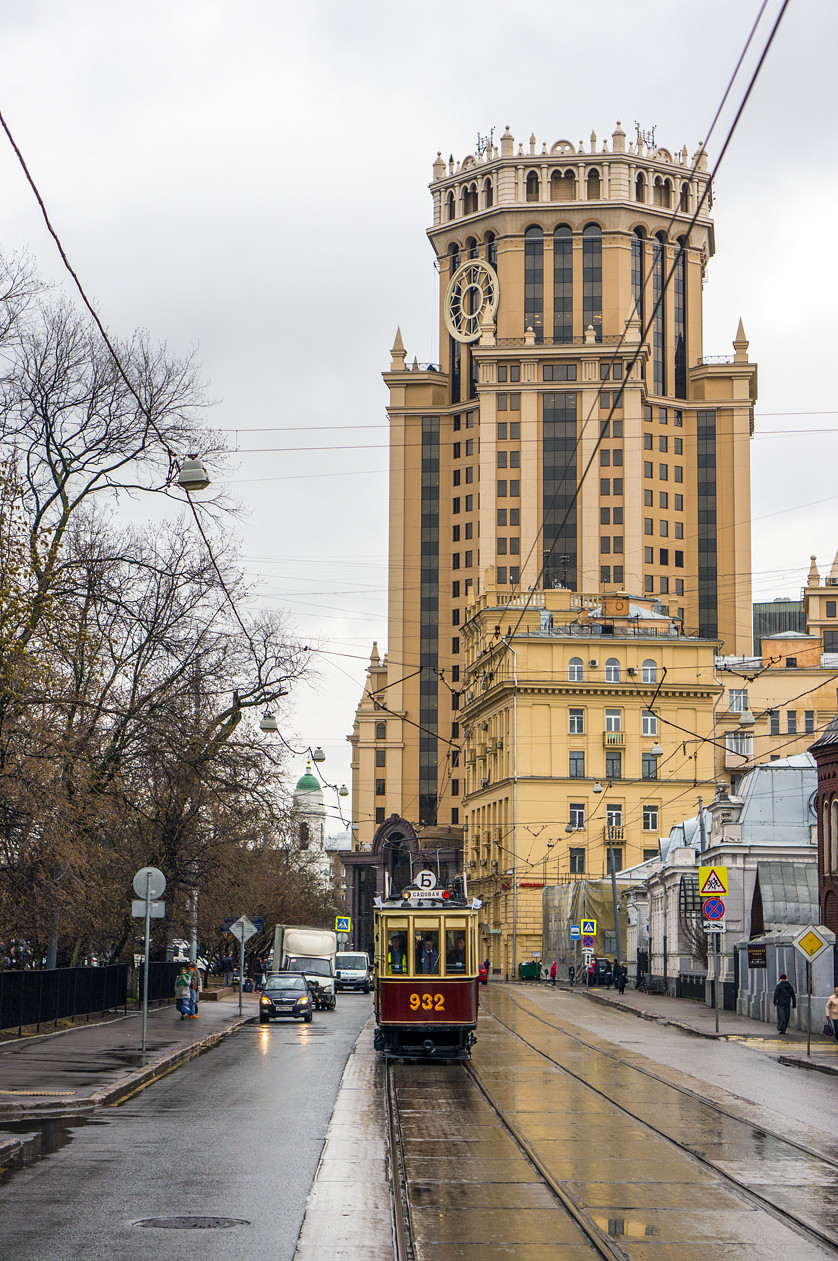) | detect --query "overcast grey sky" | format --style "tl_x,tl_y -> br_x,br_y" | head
0,1 -> 834,816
